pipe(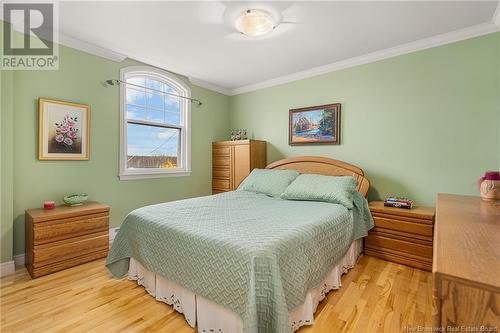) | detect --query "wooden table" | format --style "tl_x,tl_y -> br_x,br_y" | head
433,193 -> 499,329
